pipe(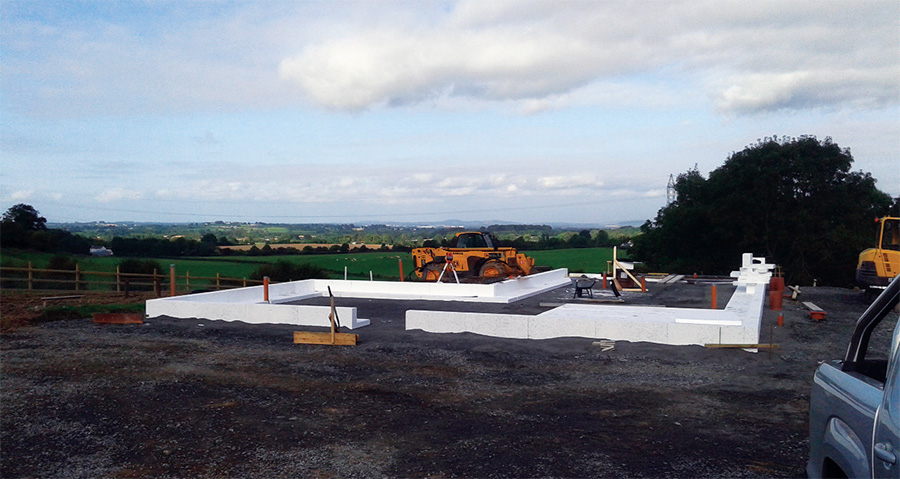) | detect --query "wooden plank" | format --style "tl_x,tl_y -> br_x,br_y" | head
93,313 -> 144,324
704,343 -> 779,349
802,302 -> 824,312
293,331 -> 359,346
